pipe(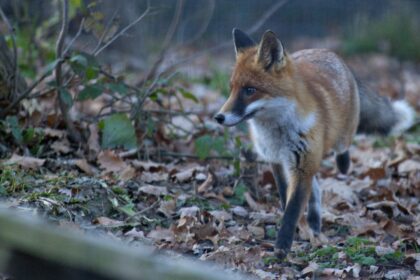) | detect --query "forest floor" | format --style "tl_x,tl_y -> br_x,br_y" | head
0,44 -> 419,279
